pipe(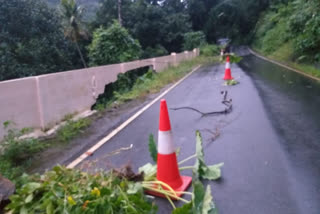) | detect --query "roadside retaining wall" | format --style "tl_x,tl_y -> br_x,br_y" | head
0,49 -> 199,139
